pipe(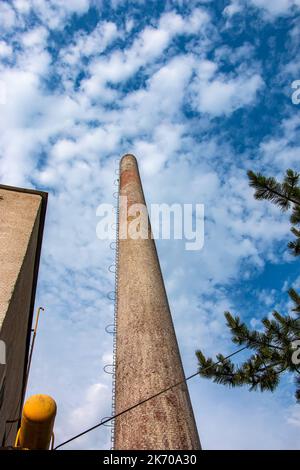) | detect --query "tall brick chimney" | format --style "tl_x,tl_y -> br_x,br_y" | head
114,154 -> 200,450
